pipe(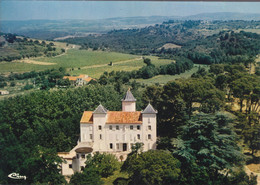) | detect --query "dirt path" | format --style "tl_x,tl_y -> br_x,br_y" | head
16,59 -> 56,65
245,165 -> 260,185
81,57 -> 143,69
